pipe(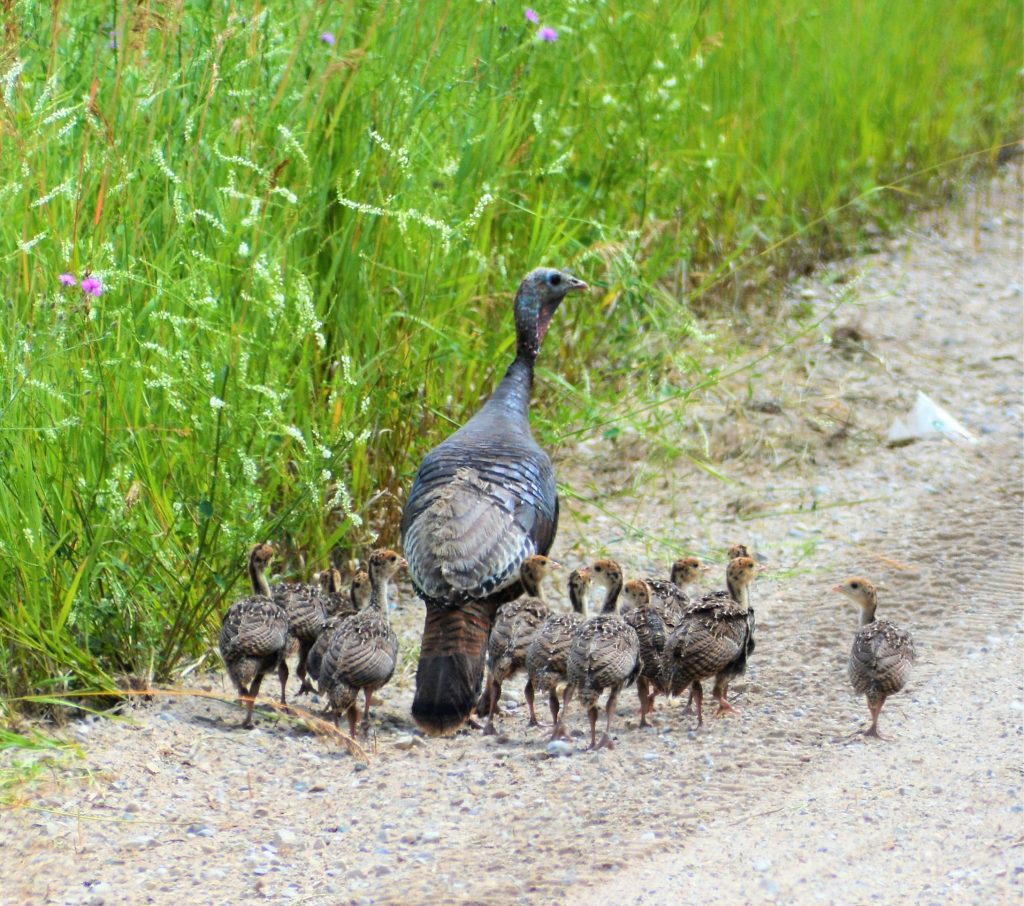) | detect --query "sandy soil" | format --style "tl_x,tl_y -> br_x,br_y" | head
1,169 -> 1021,906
